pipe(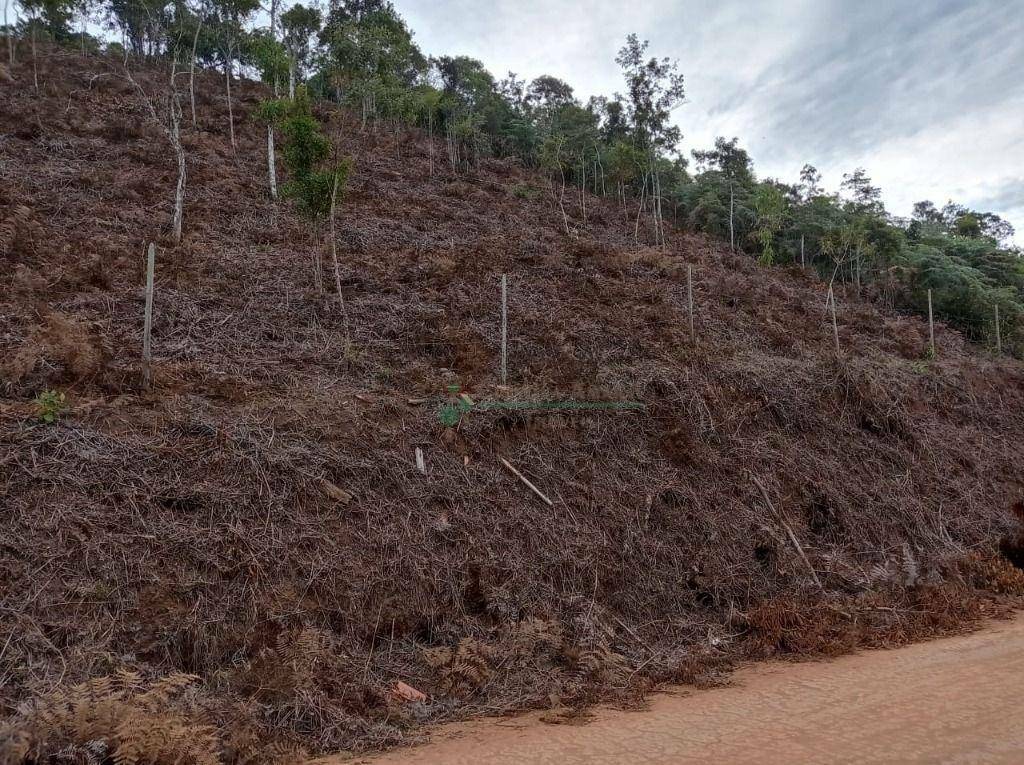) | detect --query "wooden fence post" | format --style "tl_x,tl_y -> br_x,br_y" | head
500,274 -> 508,385
687,264 -> 695,341
142,242 -> 155,389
